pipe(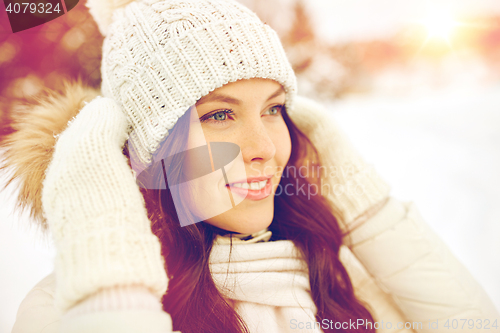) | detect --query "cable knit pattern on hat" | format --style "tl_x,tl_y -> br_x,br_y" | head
95,0 -> 297,167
